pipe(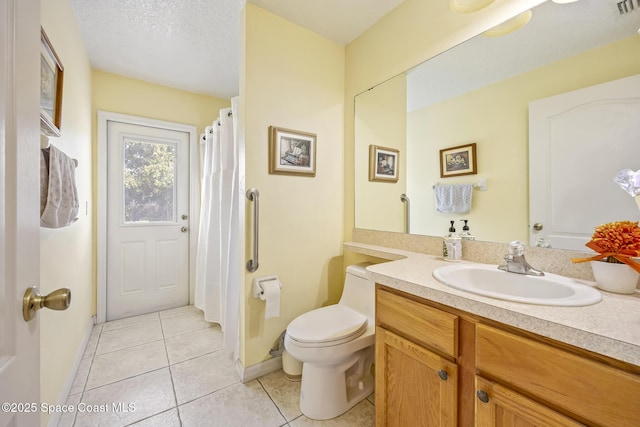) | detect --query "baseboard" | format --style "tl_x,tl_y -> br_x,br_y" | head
235,356 -> 282,383
47,316 -> 96,427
